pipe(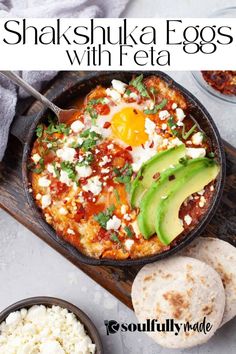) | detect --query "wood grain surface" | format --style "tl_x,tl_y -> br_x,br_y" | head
0,72 -> 236,310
